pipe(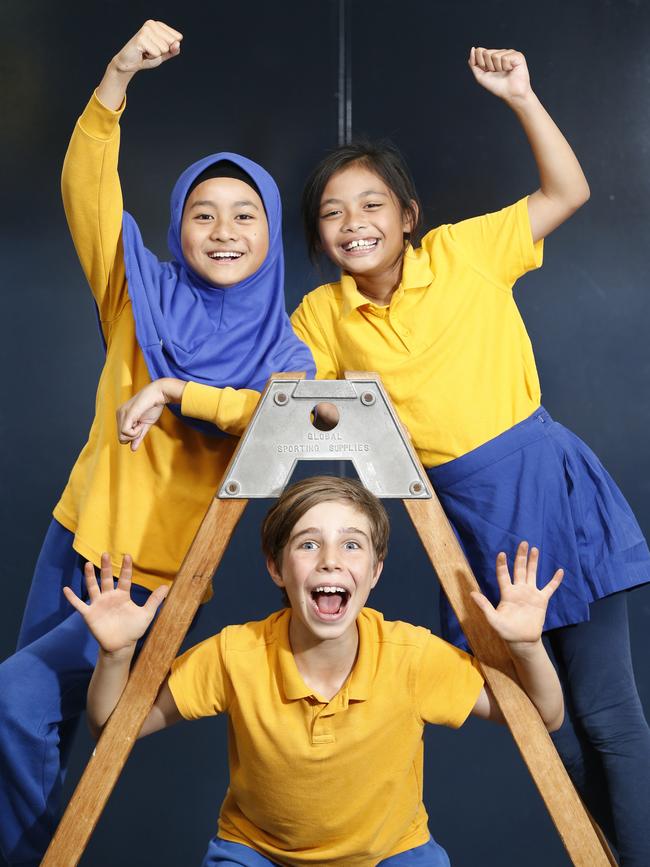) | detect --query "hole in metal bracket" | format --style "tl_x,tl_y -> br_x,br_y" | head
309,402 -> 340,431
